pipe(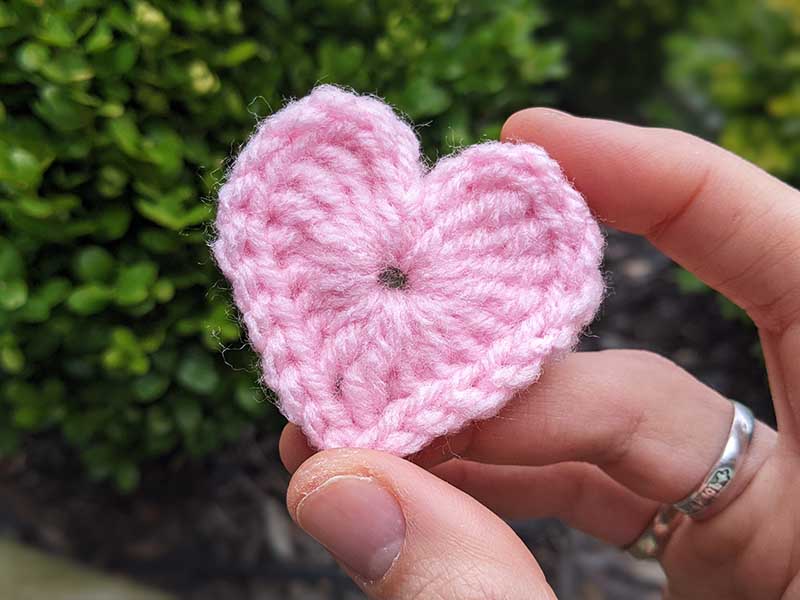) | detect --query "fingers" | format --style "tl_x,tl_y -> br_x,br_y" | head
416,350 -> 776,508
279,423 -> 314,472
283,350 -> 776,515
501,109 -> 800,333
432,460 -> 658,546
501,108 -> 800,450
287,449 -> 557,600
